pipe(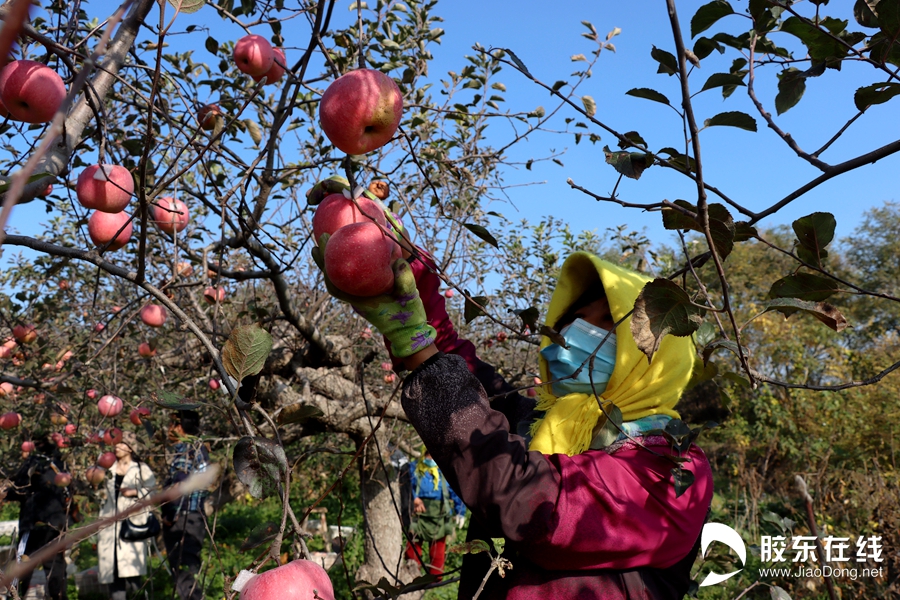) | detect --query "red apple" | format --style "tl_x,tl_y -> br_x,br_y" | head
0,382 -> 13,396
76,164 -> 134,213
86,389 -> 98,399
97,451 -> 116,469
203,286 -> 226,304
444,289 -> 454,298
319,69 -> 403,155
129,406 -> 151,426
0,412 -> 21,429
40,184 -> 53,197
239,559 -> 335,600
497,331 -> 508,342
54,472 -> 72,487
88,210 -> 133,251
252,47 -> 286,84
103,427 -> 123,446
138,342 -> 156,357
97,394 -> 124,417
0,60 -> 67,123
197,103 -> 222,131
383,373 -> 396,384
85,465 -> 106,487
150,197 -> 190,234
94,322 -> 105,333
359,328 -> 372,339
207,378 -> 220,391
380,362 -> 392,371
12,324 -> 36,344
233,34 -> 274,77
312,193 -> 387,244
324,222 -> 395,296
176,261 -> 194,277
140,304 -> 168,327
64,423 -> 77,435
0,345 -> 12,359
